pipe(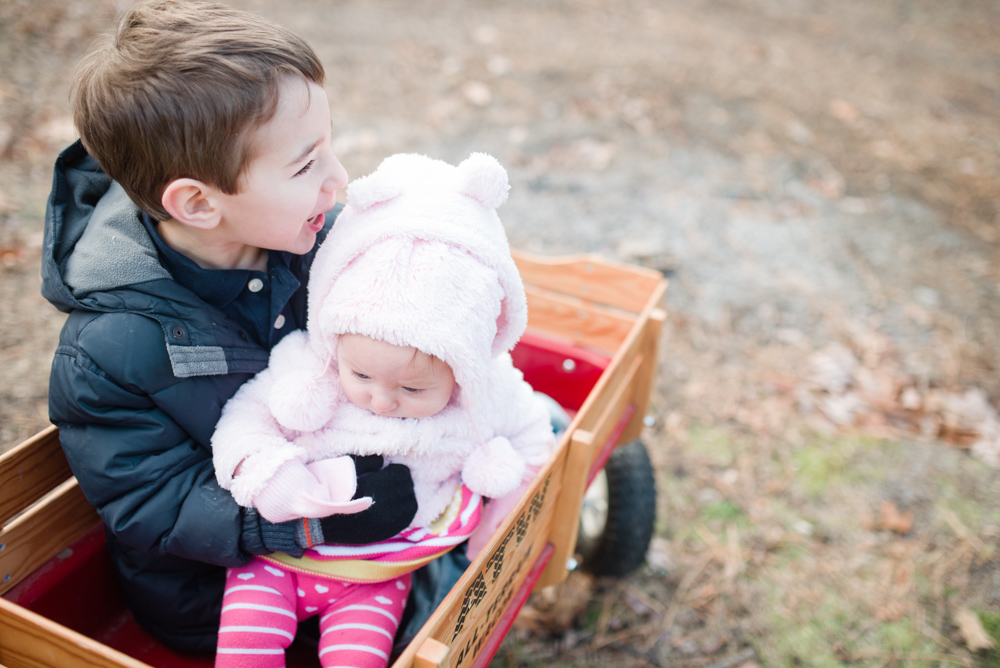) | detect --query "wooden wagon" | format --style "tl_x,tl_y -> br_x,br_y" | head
0,251 -> 667,668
